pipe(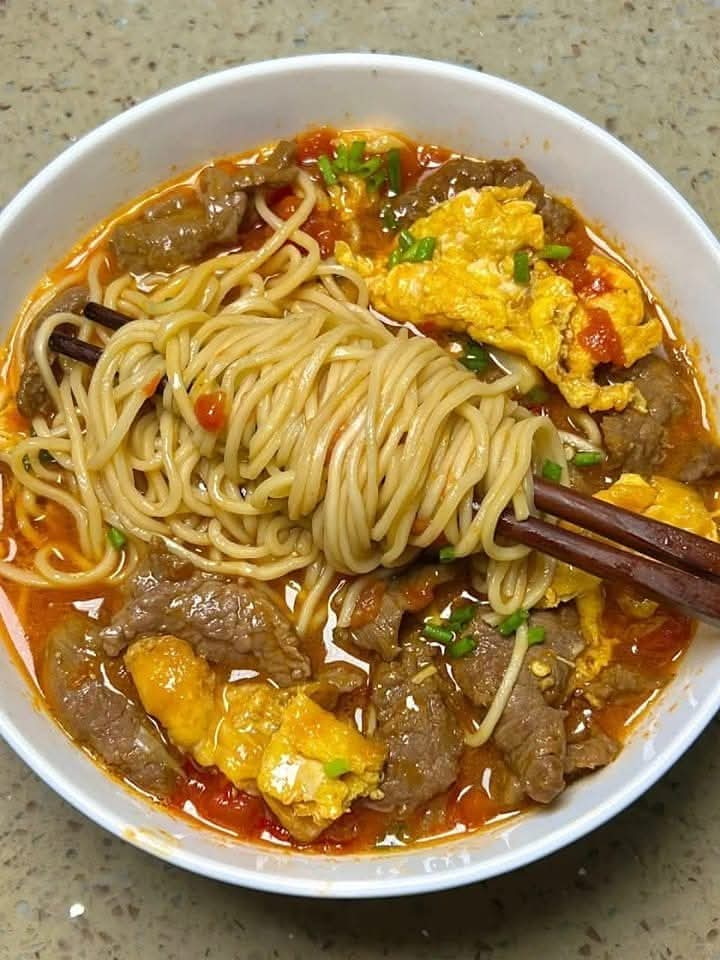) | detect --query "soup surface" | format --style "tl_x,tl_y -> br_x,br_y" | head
1,128 -> 717,852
